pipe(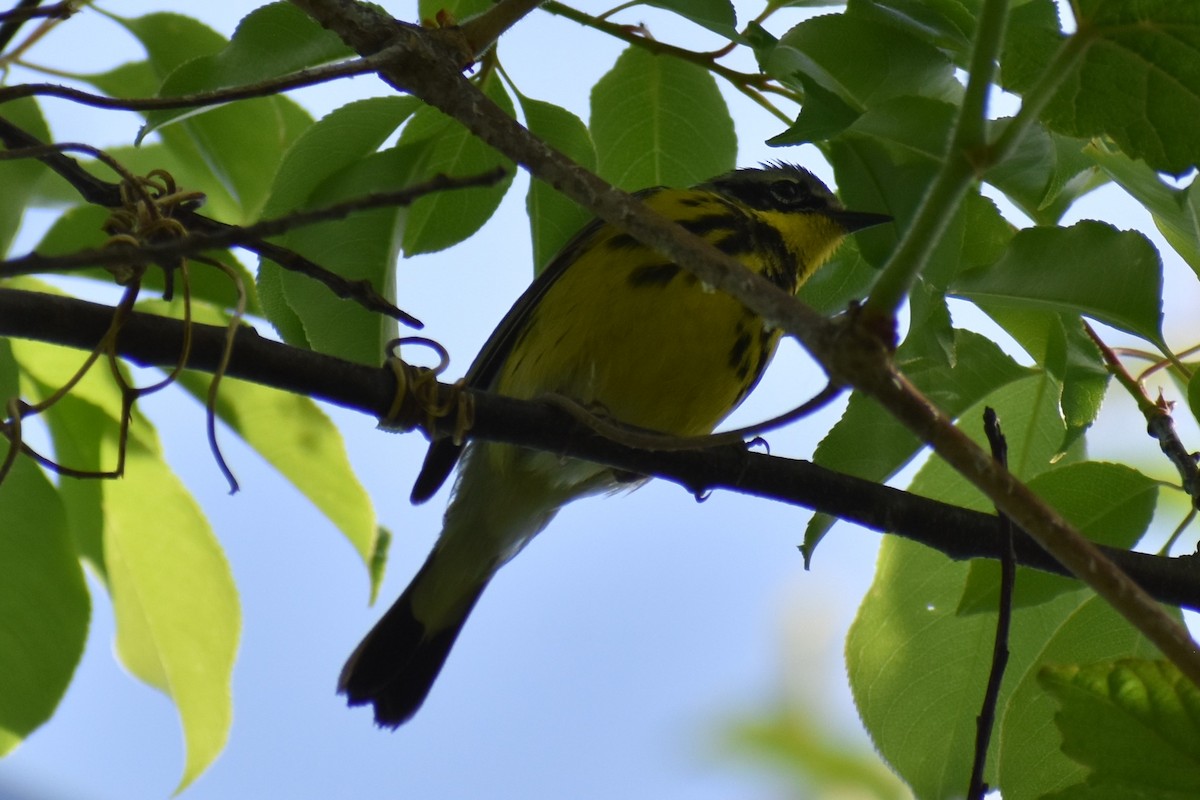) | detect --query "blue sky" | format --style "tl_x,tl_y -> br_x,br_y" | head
2,2 -> 1196,799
